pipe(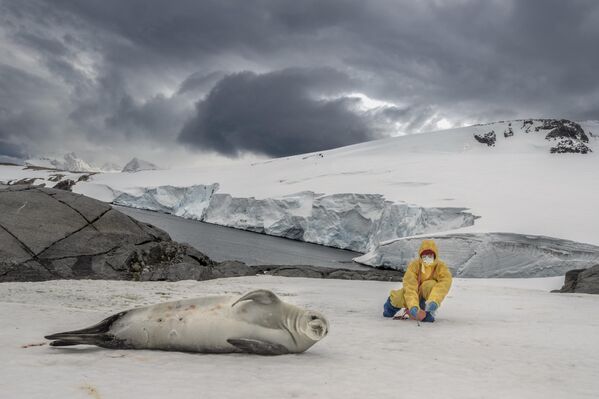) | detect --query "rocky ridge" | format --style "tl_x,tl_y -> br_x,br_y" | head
473,119 -> 592,153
